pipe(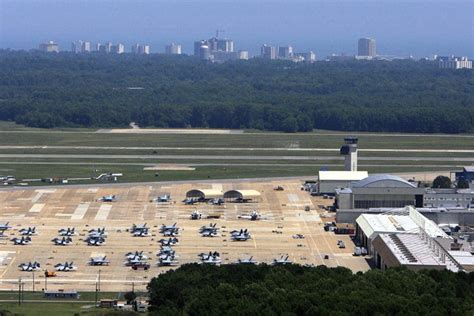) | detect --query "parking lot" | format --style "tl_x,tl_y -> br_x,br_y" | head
0,180 -> 369,292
